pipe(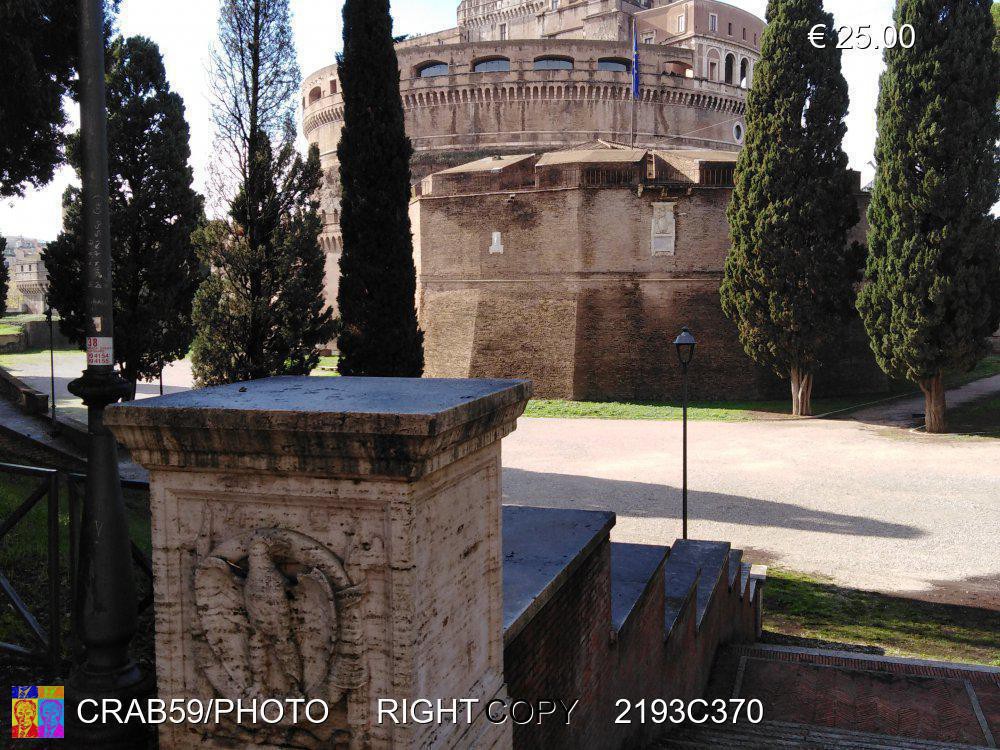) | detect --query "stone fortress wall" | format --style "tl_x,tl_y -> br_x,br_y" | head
301,0 -> 764,317
411,146 -> 885,402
